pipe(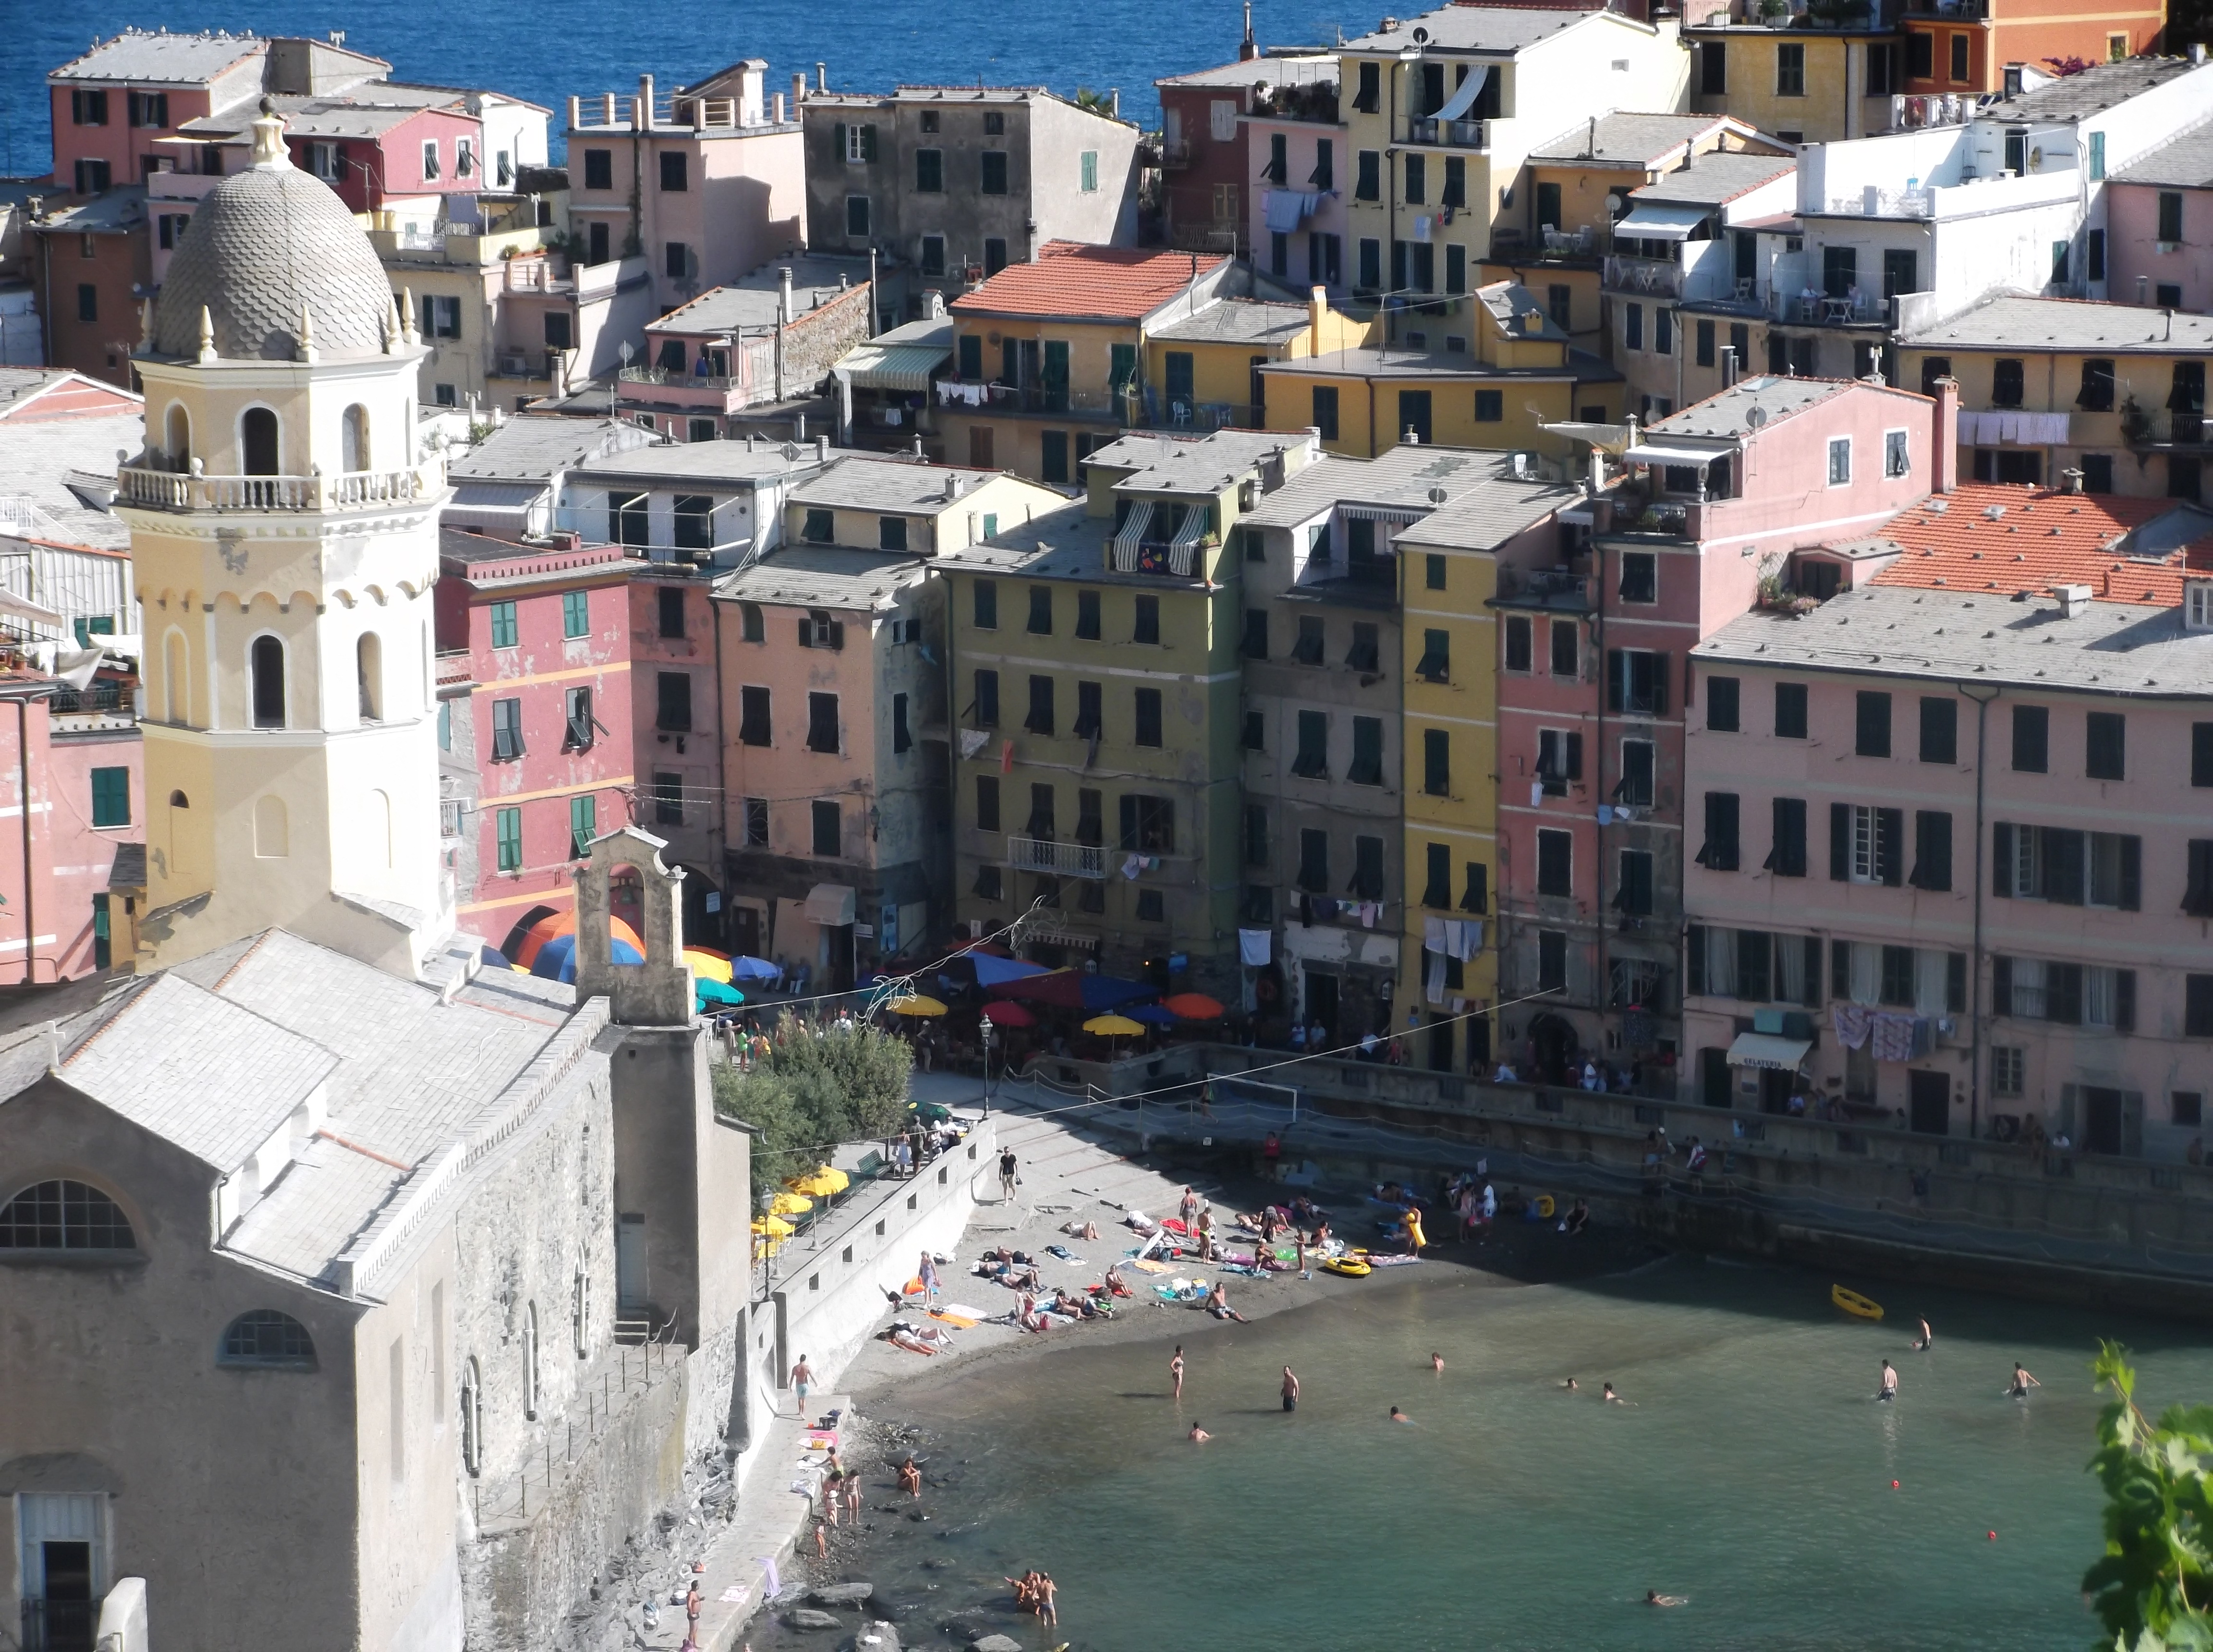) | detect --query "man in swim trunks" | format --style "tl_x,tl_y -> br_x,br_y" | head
1878,1360 -> 1898,1400
1189,1421 -> 1210,1442
1603,1383 -> 1623,1403
1914,1317 -> 1934,1351
1431,1352 -> 1444,1374
1562,1377 -> 1579,1390
1281,1366 -> 1301,1412
790,1355 -> 814,1415
2009,1362 -> 2040,1397
1170,1345 -> 1185,1400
